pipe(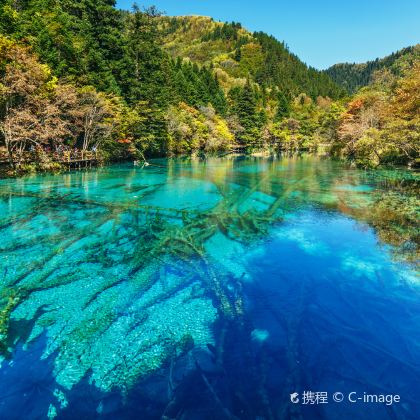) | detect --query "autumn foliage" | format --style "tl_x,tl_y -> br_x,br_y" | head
335,62 -> 419,167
